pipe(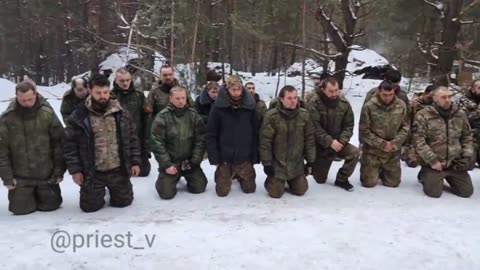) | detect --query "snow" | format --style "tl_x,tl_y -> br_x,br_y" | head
1,54 -> 480,270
